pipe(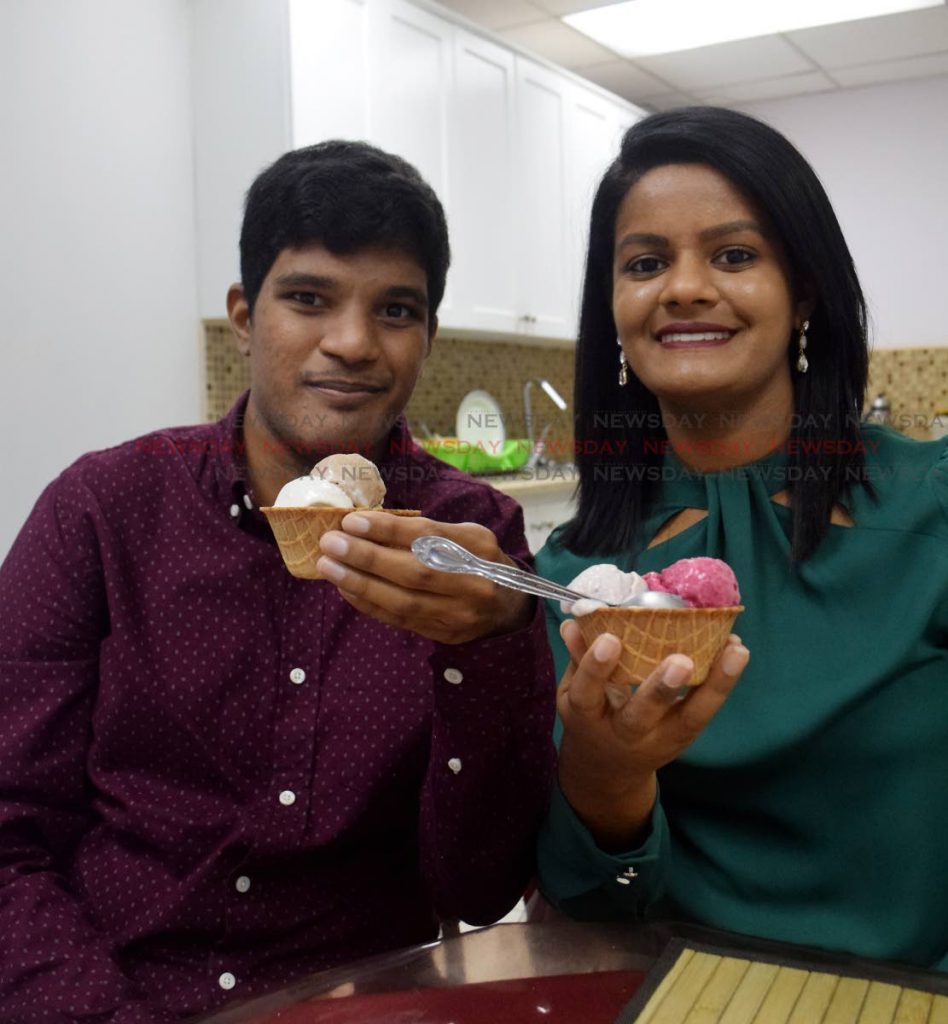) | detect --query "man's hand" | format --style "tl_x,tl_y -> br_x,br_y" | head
556,619 -> 749,851
315,511 -> 534,644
